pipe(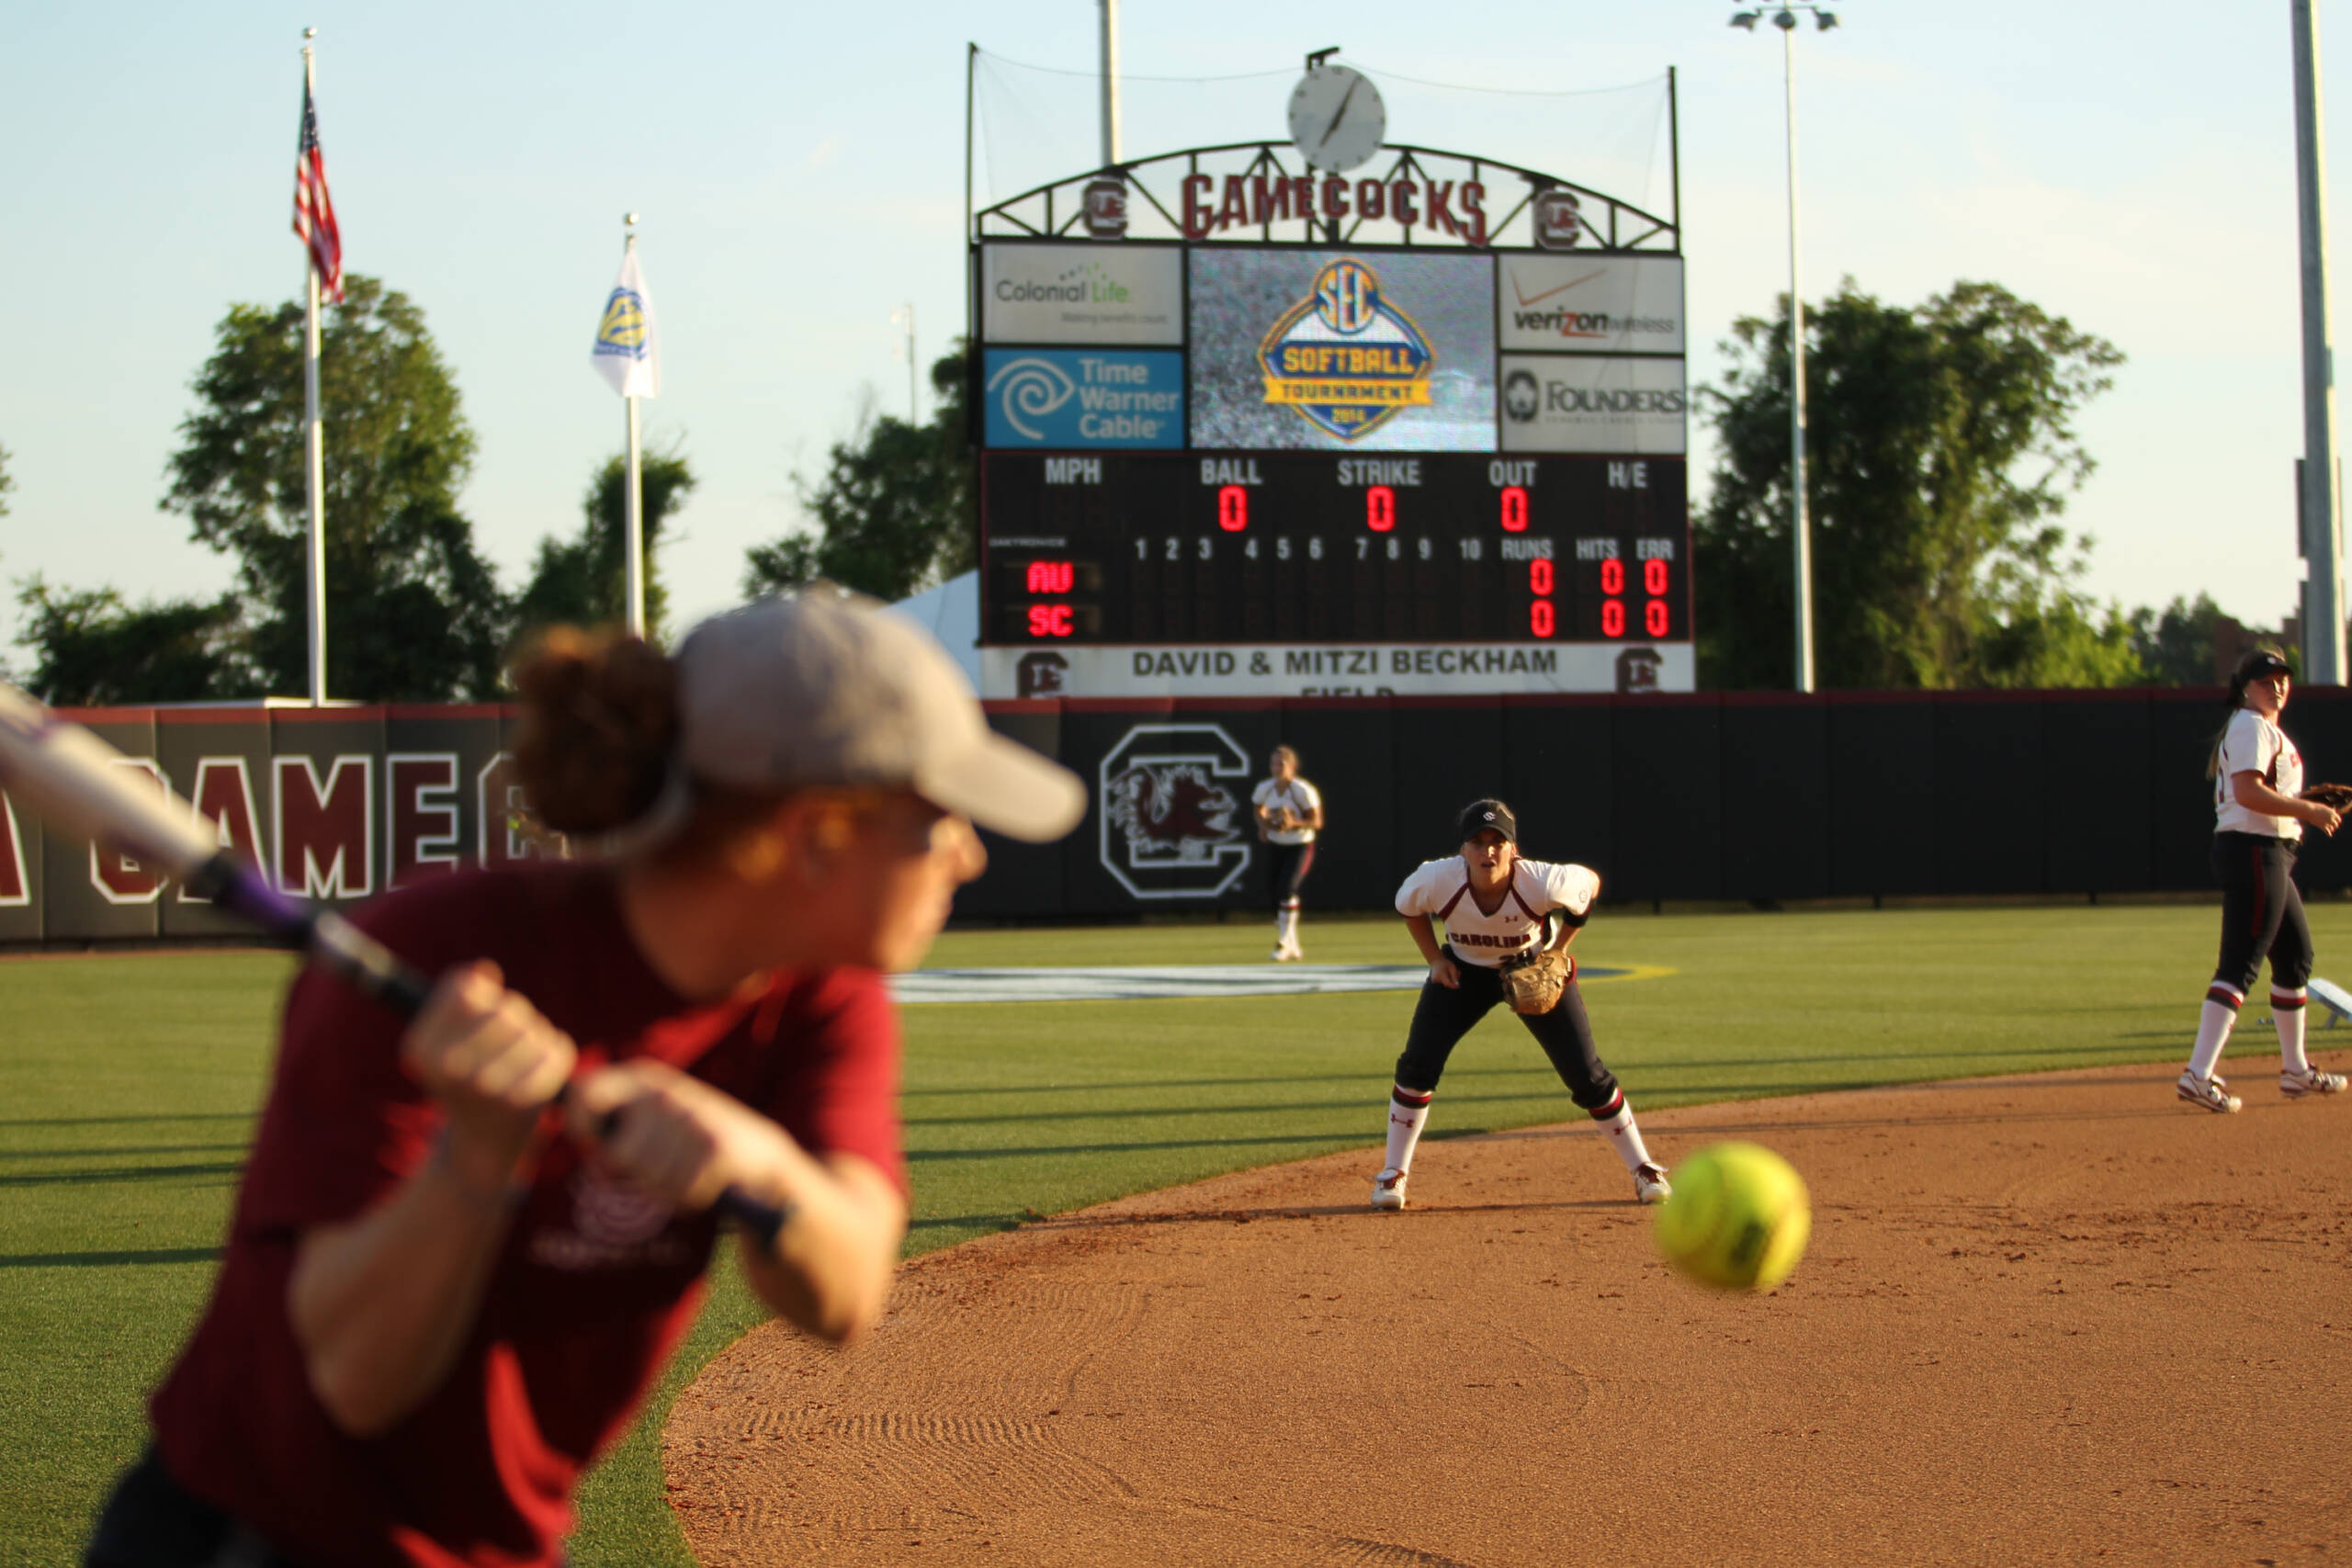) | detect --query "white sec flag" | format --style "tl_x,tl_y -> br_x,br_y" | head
591,247 -> 661,398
